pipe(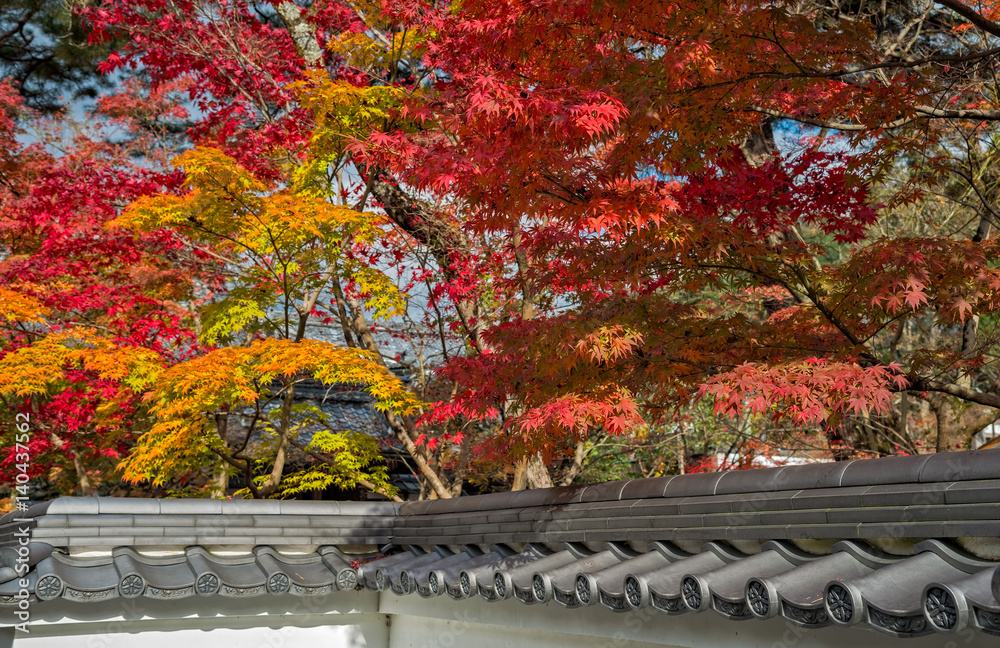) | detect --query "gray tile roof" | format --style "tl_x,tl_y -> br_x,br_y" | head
359,537 -> 1000,637
1,544 -> 358,604
1,449 -> 999,639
